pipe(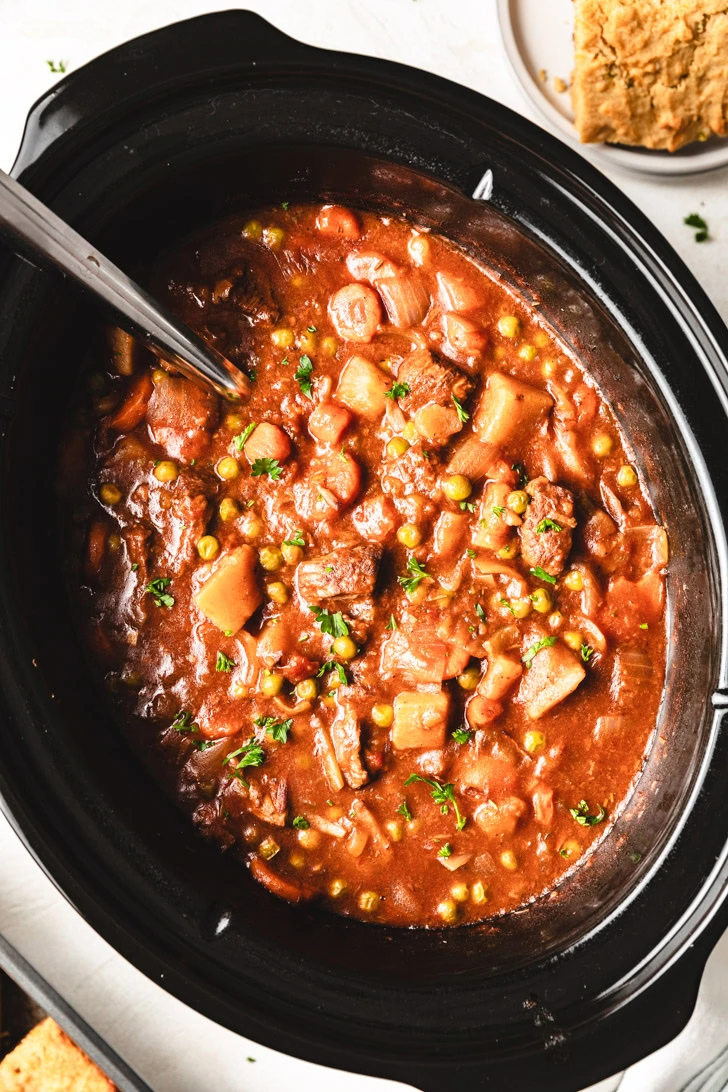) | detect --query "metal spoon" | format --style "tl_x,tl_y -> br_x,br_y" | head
0,168 -> 250,401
